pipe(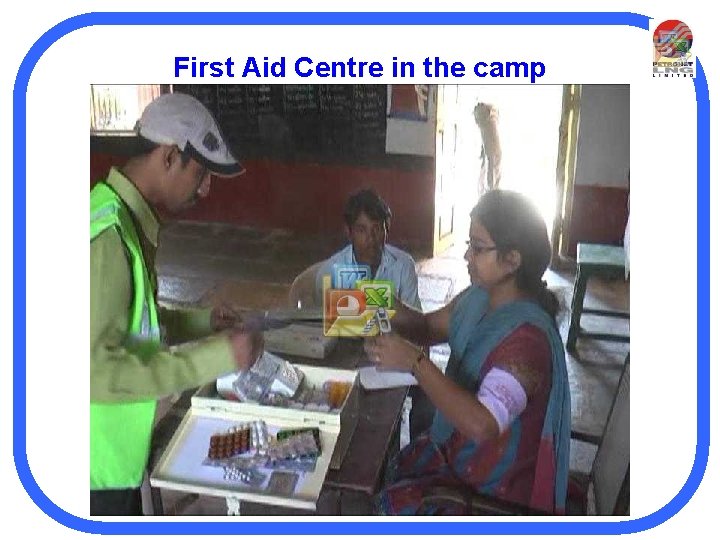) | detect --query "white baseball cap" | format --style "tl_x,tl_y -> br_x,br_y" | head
135,92 -> 244,177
